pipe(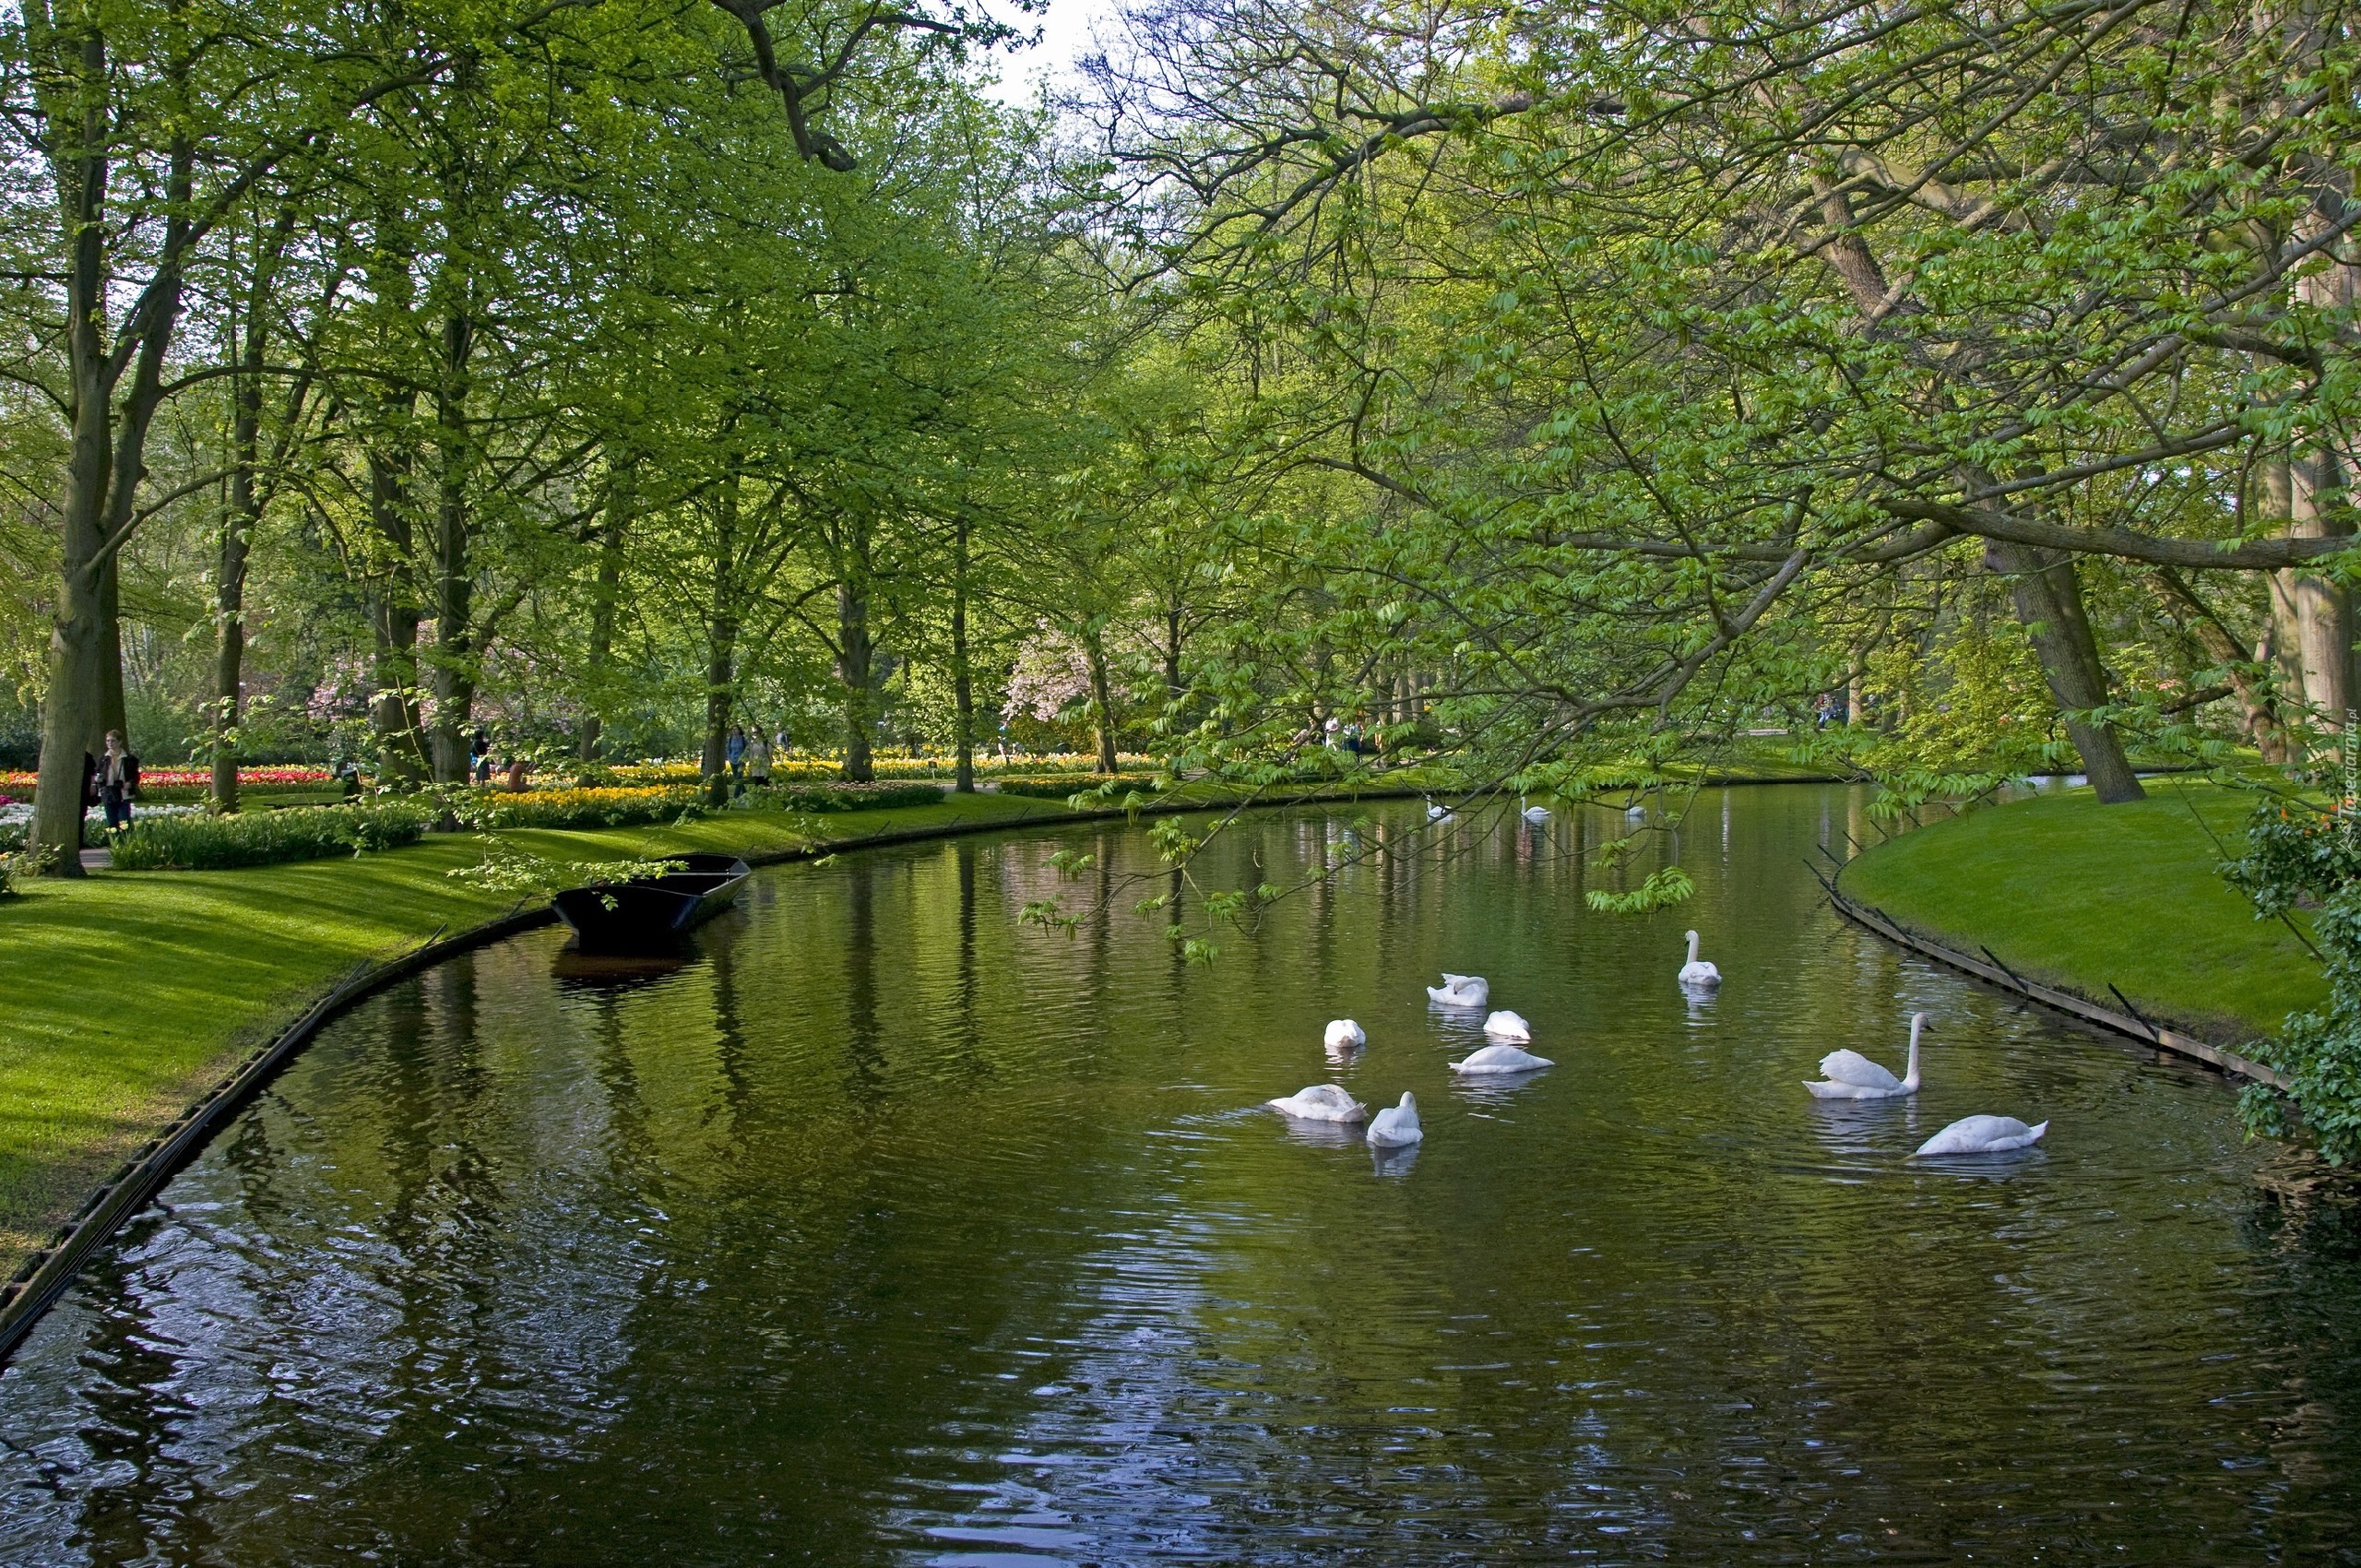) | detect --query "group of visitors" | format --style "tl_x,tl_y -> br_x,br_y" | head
723,726 -> 774,796
468,730 -> 532,791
